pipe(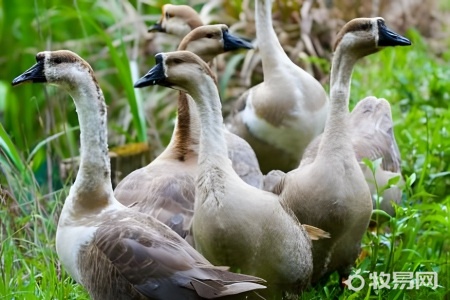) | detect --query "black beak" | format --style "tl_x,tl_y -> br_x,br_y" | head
377,20 -> 411,47
12,60 -> 46,86
148,22 -> 165,33
223,30 -> 253,51
134,54 -> 167,88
